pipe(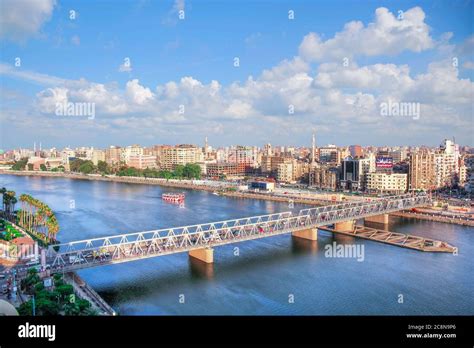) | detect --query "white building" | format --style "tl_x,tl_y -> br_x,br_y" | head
121,145 -> 143,164
366,173 -> 408,194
